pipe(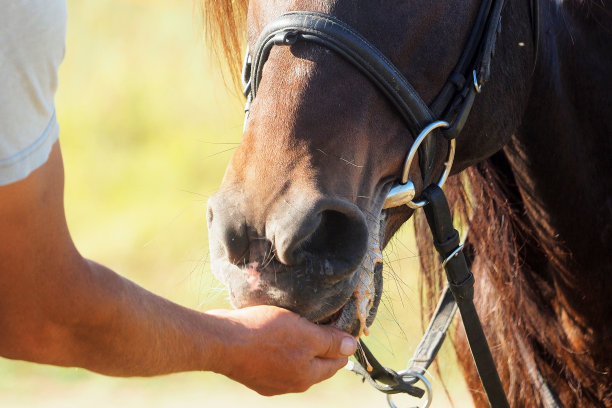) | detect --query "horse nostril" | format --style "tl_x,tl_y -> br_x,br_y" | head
274,201 -> 369,277
303,210 -> 363,262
